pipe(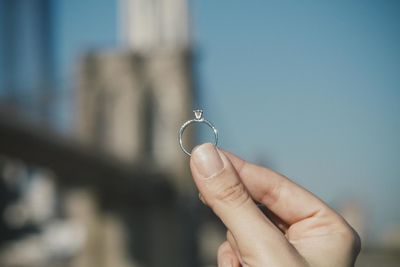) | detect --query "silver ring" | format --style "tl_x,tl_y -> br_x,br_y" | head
179,109 -> 218,156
